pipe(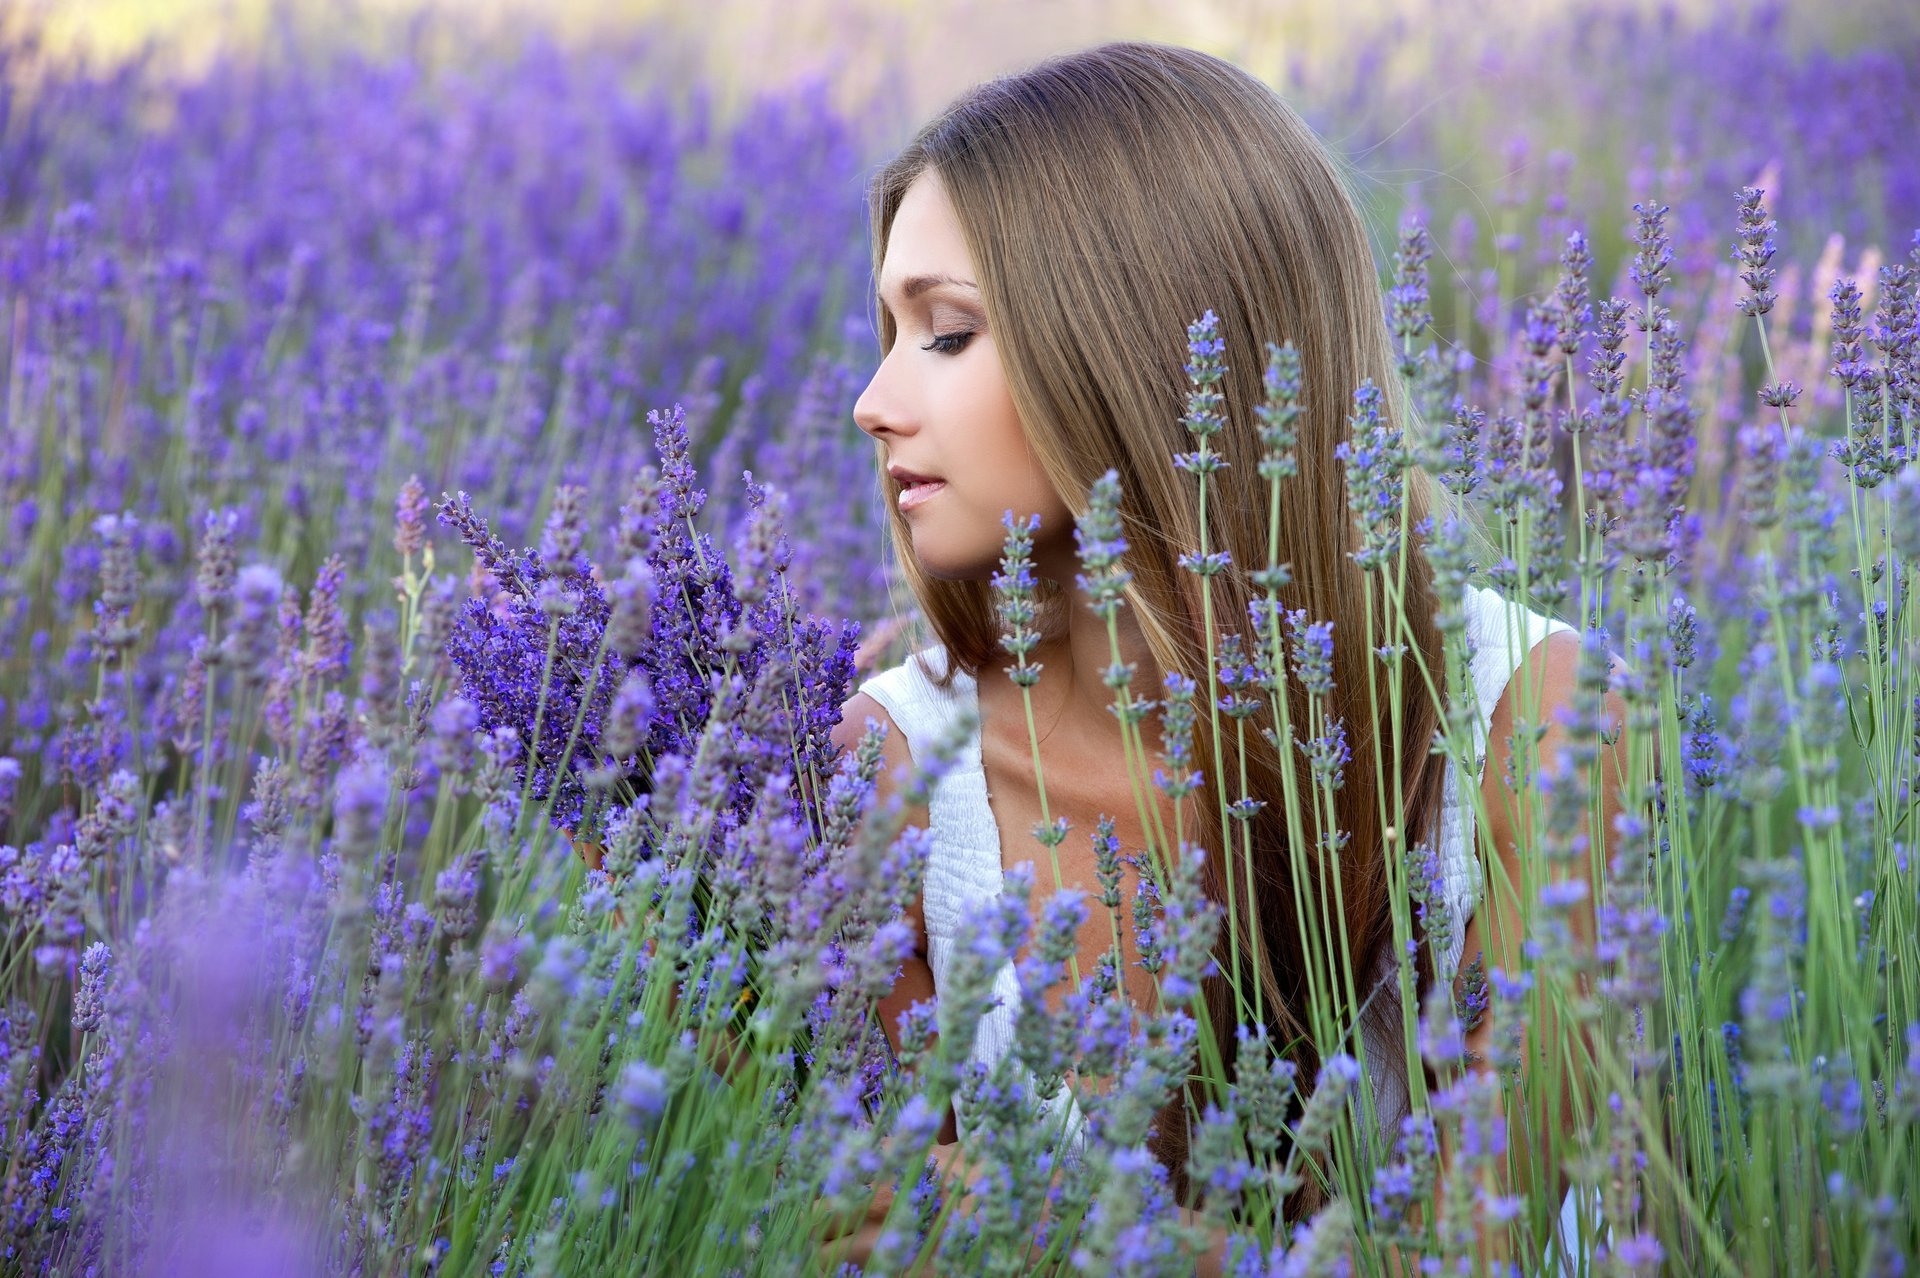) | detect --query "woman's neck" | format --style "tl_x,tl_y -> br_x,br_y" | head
1011,543 -> 1162,751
